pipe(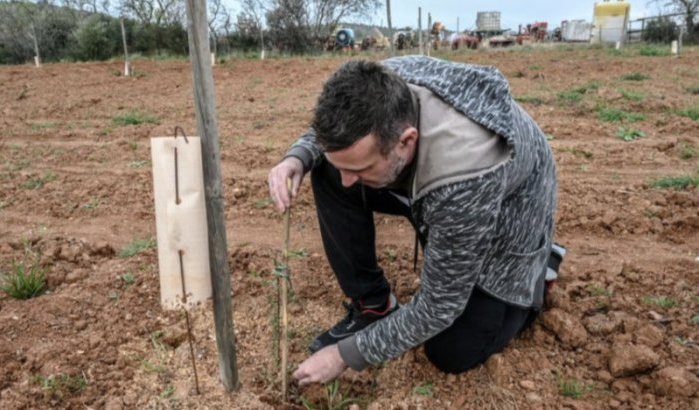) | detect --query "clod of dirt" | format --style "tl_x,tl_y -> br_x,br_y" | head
544,285 -> 569,309
653,367 -> 699,397
608,343 -> 660,378
633,324 -> 665,348
104,396 -> 124,410
64,268 -> 89,284
539,308 -> 588,348
484,353 -> 511,386
161,325 -> 187,348
583,313 -> 623,336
